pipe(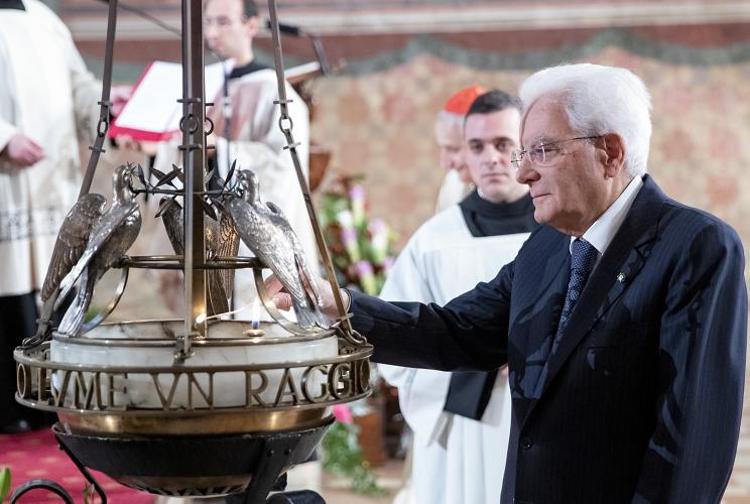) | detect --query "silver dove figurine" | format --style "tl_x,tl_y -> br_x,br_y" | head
225,169 -> 327,329
53,163 -> 142,337
158,196 -> 240,316
24,193 -> 108,346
